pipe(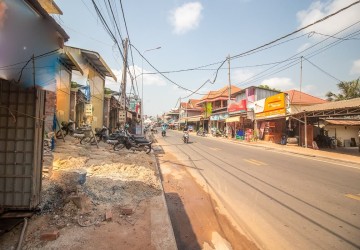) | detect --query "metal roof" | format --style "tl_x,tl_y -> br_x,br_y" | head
296,97 -> 360,118
59,51 -> 83,75
81,49 -> 117,81
325,119 -> 360,126
25,0 -> 69,42
37,0 -> 63,15
65,46 -> 117,81
302,98 -> 360,112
